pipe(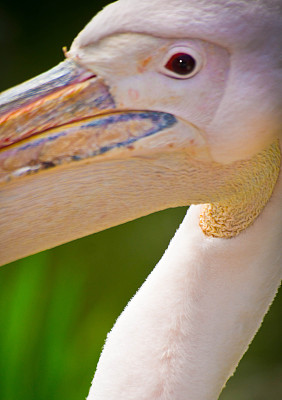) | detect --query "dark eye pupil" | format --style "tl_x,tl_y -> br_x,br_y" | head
165,53 -> 196,76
